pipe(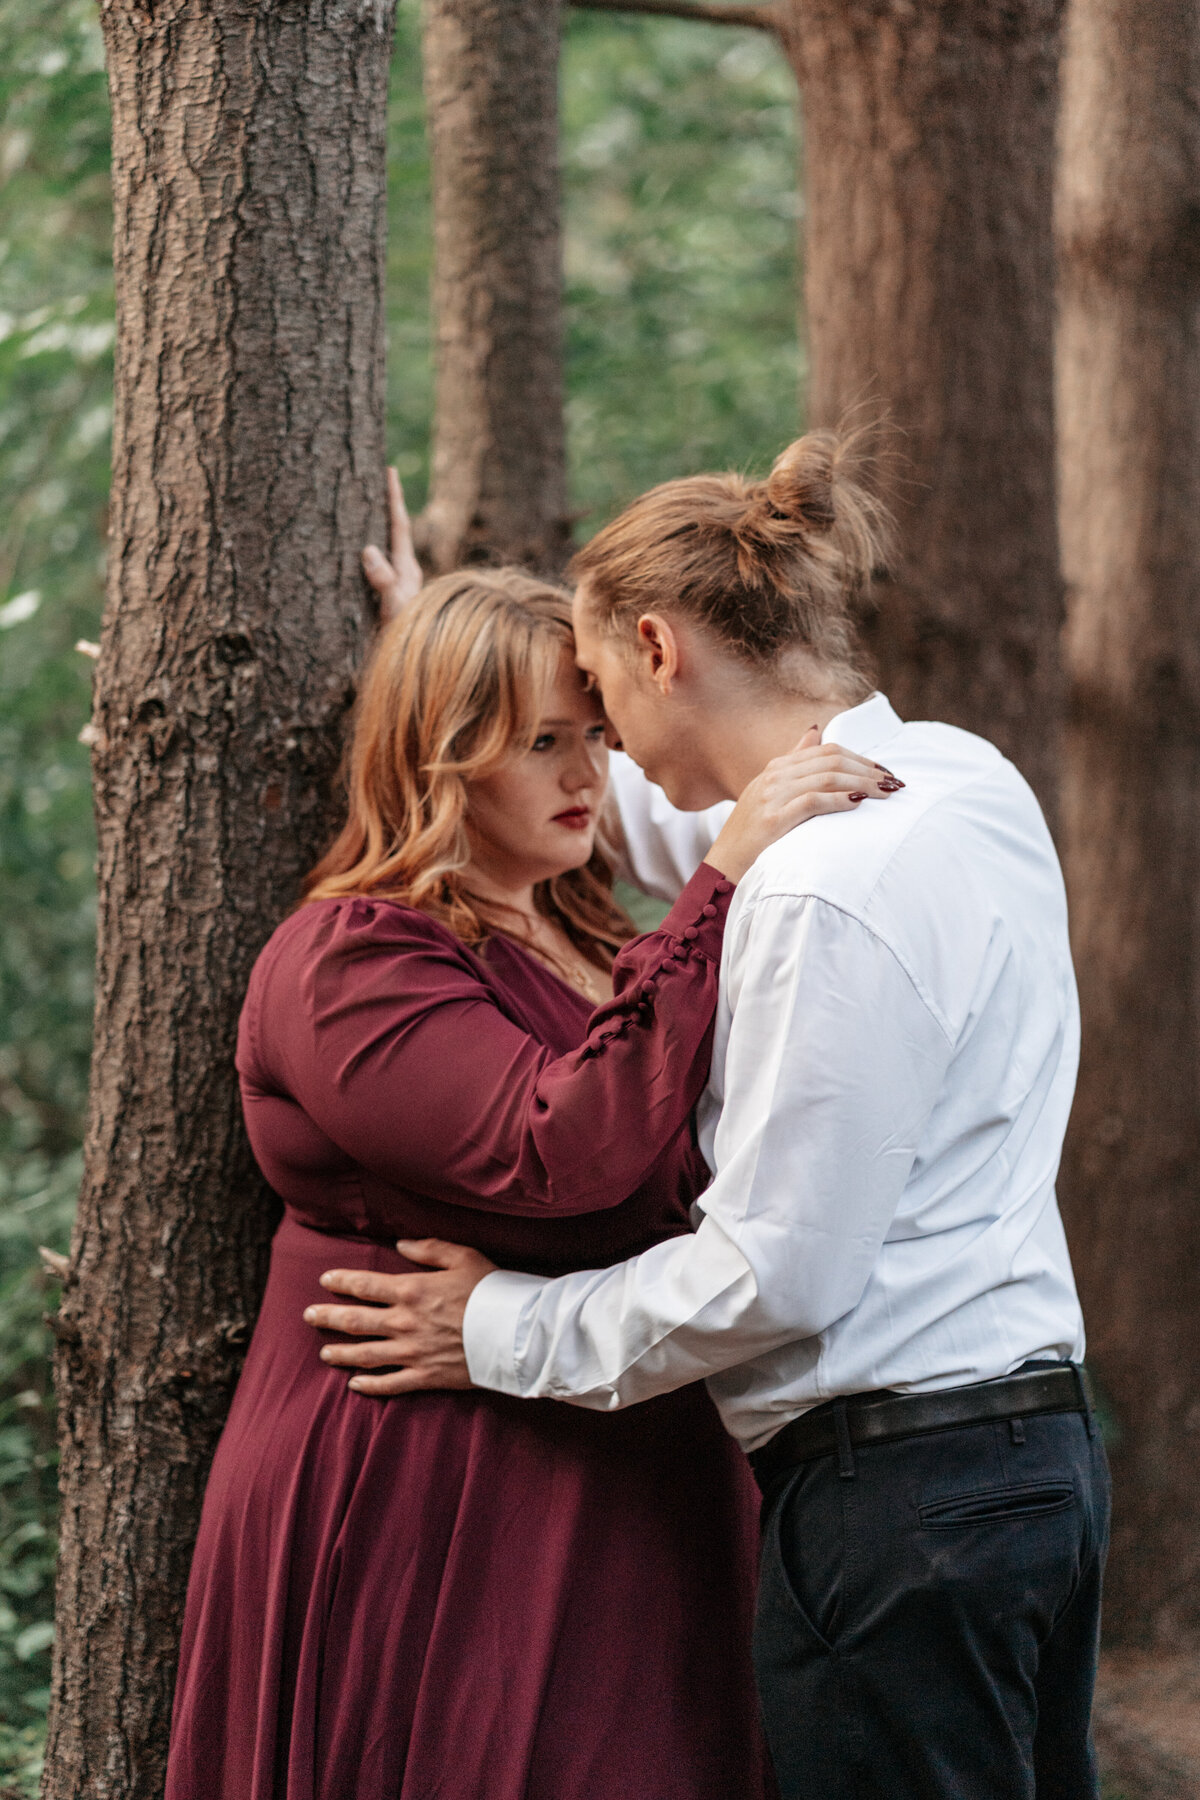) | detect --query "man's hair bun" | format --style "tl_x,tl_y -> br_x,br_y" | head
762,434 -> 838,535
731,428 -> 889,586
